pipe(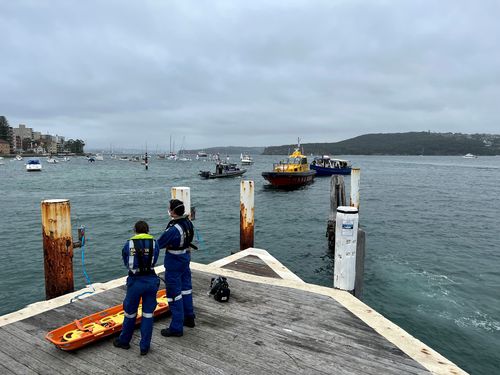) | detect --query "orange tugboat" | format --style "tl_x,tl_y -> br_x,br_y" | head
46,289 -> 169,351
262,139 -> 316,188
